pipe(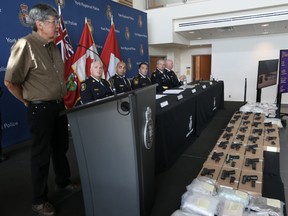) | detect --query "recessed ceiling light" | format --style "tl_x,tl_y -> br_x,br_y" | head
261,24 -> 269,27
189,31 -> 195,34
197,37 -> 202,40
